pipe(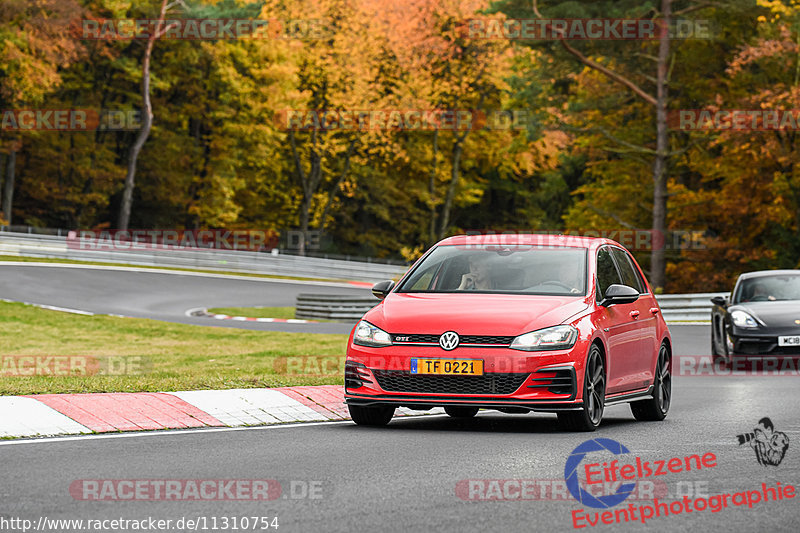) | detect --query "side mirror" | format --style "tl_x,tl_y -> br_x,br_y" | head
600,284 -> 639,307
371,280 -> 395,300
710,296 -> 727,307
